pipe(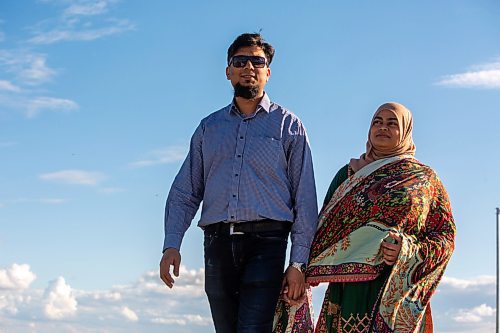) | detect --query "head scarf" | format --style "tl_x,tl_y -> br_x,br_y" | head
350,102 -> 416,172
